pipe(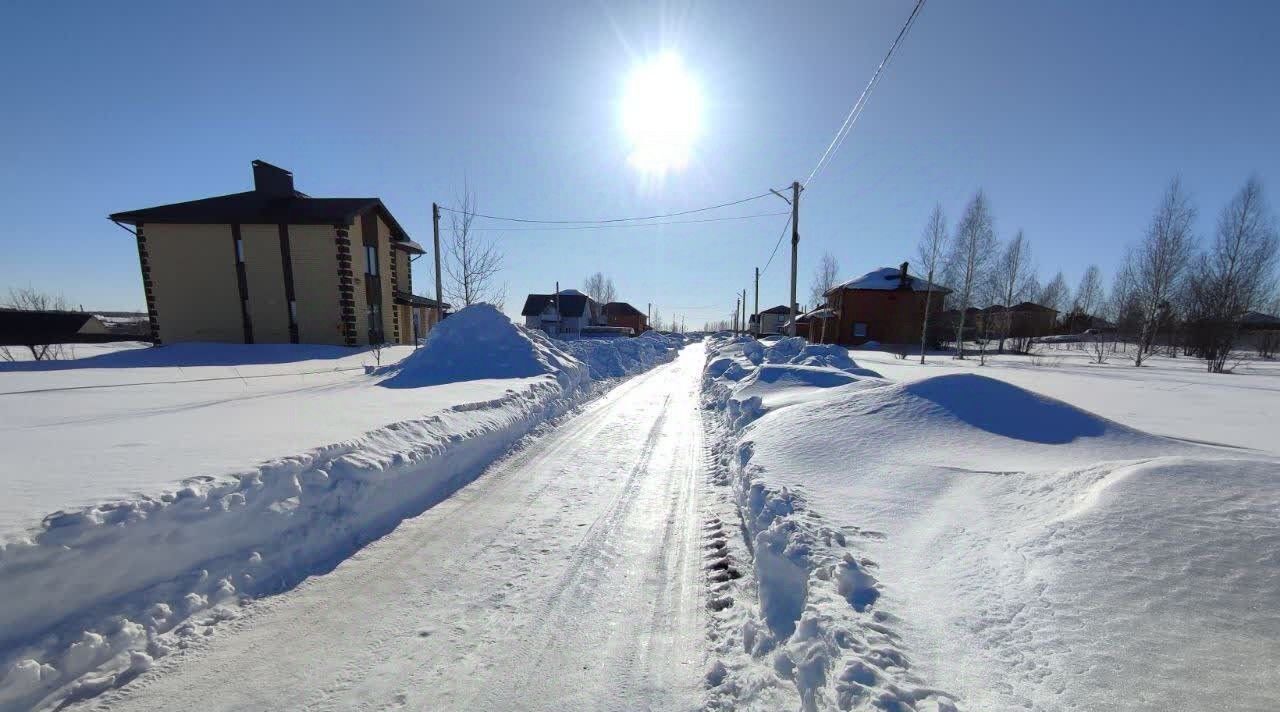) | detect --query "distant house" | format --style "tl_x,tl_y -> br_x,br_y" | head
815,263 -> 950,346
0,309 -> 112,348
750,305 -> 792,336
602,302 -> 647,335
110,159 -> 432,347
1005,302 -> 1058,337
521,289 -> 600,337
